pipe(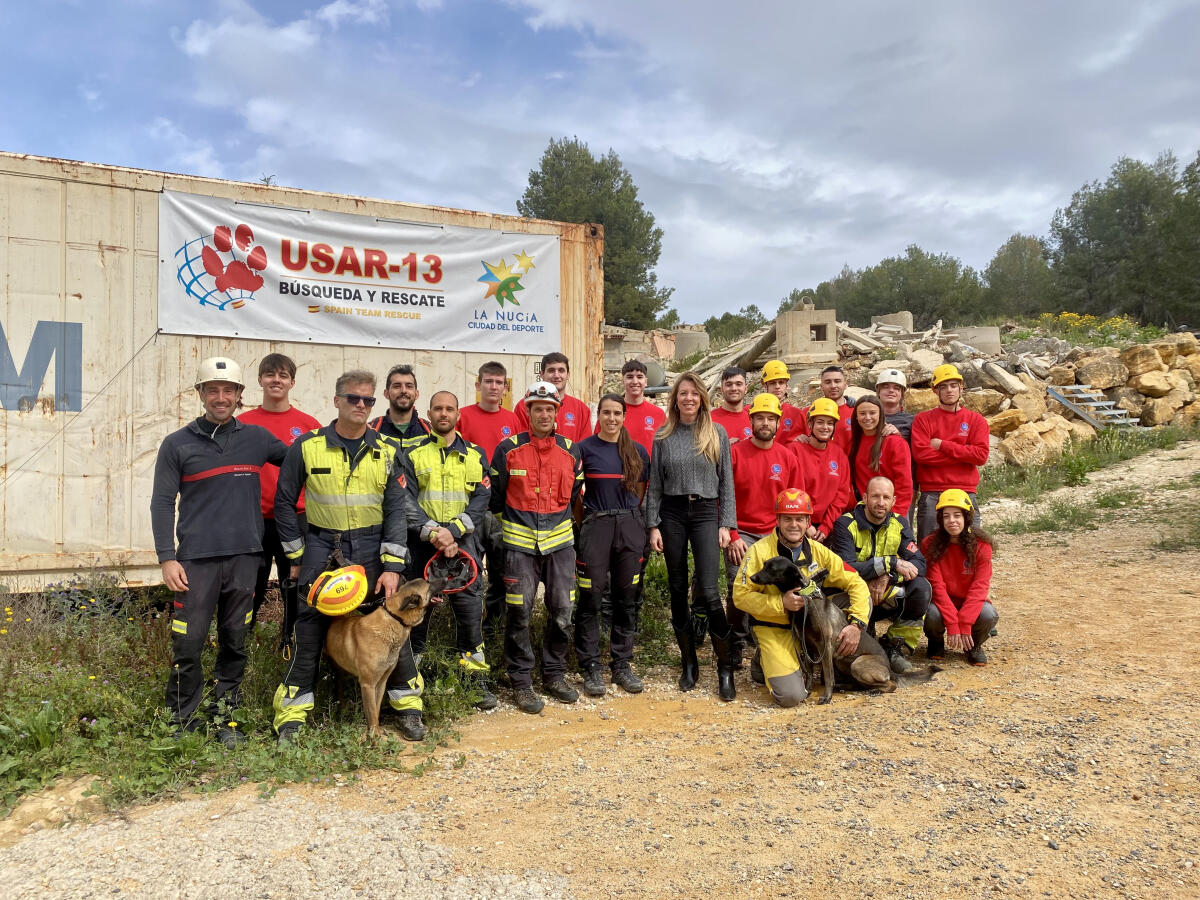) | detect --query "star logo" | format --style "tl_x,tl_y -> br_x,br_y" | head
478,251 -> 535,307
